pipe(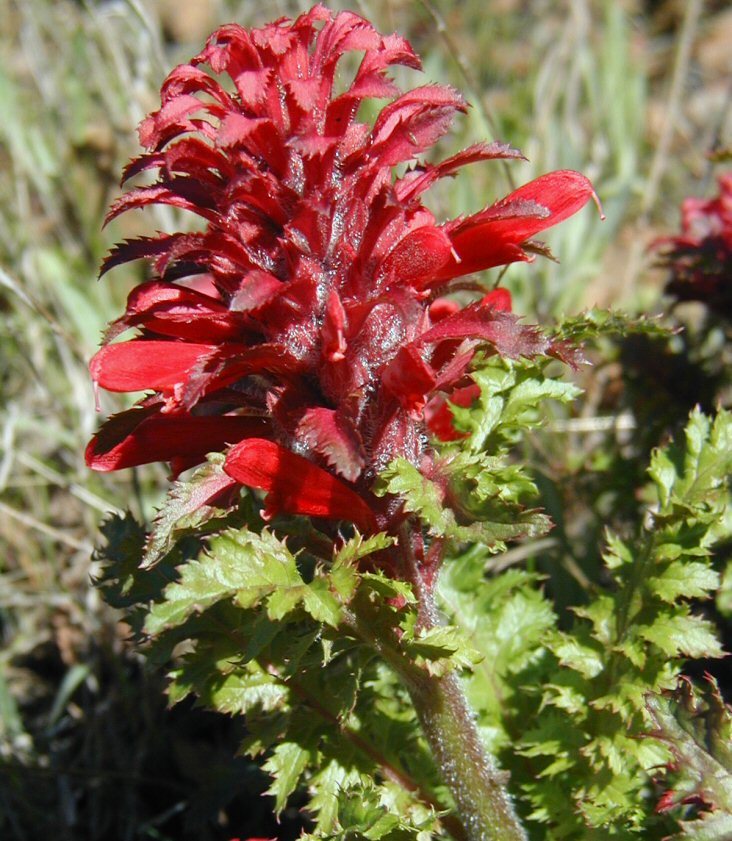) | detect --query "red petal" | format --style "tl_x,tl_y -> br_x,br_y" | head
434,170 -> 596,280
229,270 -> 283,312
138,94 -> 216,149
366,85 -> 467,168
395,141 -> 526,203
224,439 -> 377,533
159,64 -> 235,108
104,182 -> 218,227
90,341 -> 218,393
104,281 -> 246,343
101,235 -> 175,277
425,383 -> 480,441
86,408 -> 268,471
321,290 -> 348,361
429,298 -> 460,322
